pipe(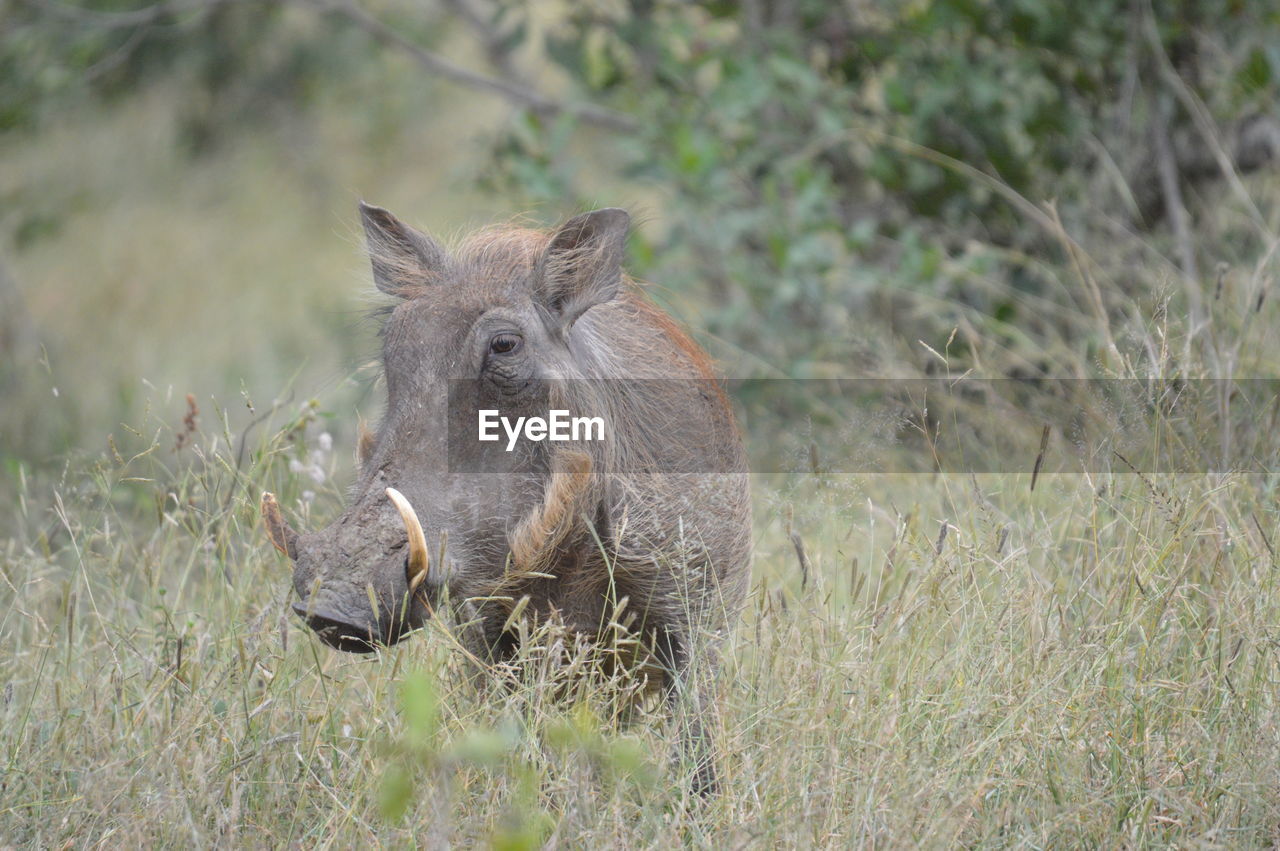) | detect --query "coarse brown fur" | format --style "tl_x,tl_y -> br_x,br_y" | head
279,204 -> 752,796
